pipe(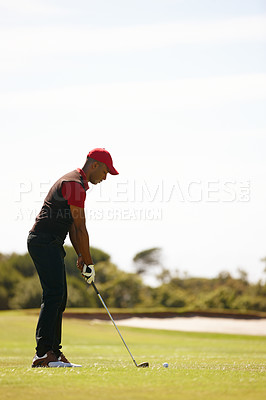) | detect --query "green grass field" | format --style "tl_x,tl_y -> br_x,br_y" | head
0,310 -> 265,400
